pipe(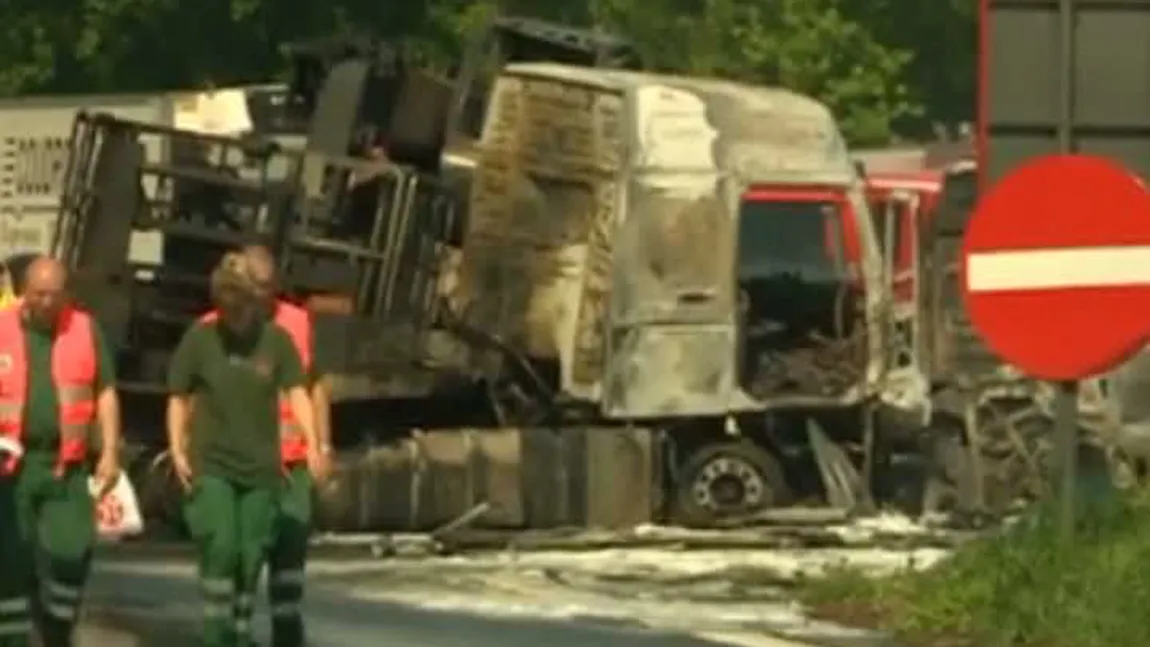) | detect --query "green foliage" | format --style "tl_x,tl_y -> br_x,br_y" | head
0,0 -> 975,144
803,494 -> 1150,647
